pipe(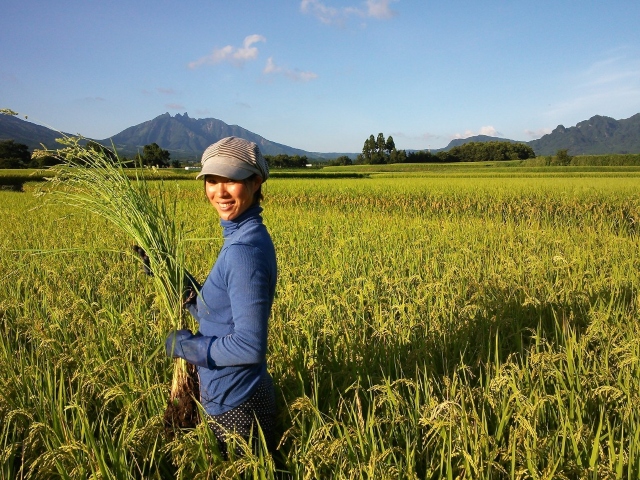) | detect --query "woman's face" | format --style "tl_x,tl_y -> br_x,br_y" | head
204,175 -> 262,221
